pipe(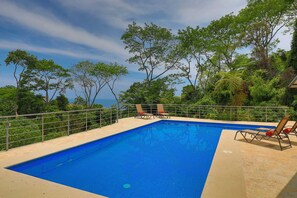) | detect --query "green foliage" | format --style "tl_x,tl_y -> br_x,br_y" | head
25,59 -> 71,103
73,96 -> 86,106
238,0 -> 295,69
0,86 -> 17,116
71,61 -> 126,108
105,62 -> 128,108
195,95 -> 216,105
121,22 -> 180,84
181,85 -> 204,103
206,14 -> 241,70
248,74 -> 285,105
213,72 -> 246,105
177,26 -> 213,94
0,117 -> 41,150
56,95 -> 69,111
4,50 -> 38,115
288,19 -> 297,72
17,89 -> 46,115
5,50 -> 37,88
120,78 -> 176,104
